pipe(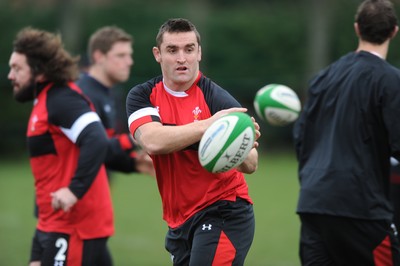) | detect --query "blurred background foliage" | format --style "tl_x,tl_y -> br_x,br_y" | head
2,0 -> 400,158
